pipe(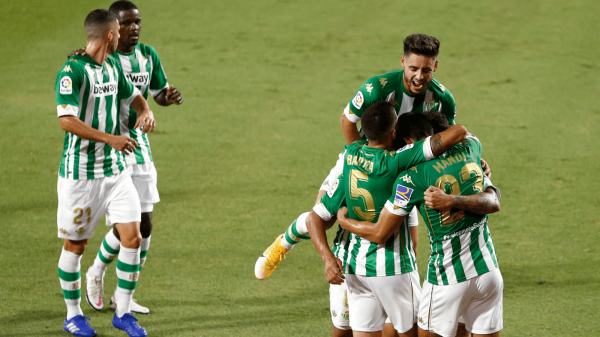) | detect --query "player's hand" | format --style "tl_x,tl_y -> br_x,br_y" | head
135,110 -> 156,133
165,85 -> 183,105
424,186 -> 454,210
108,136 -> 138,155
336,207 -> 349,229
324,255 -> 345,285
481,158 -> 491,178
67,47 -> 86,59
